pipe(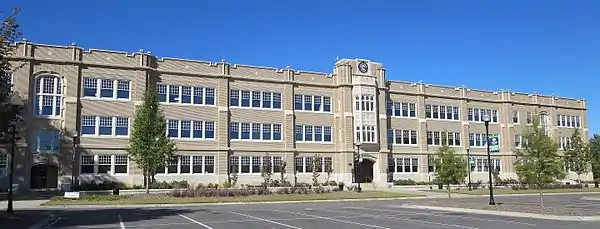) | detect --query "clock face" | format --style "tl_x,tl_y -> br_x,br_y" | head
358,61 -> 368,73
